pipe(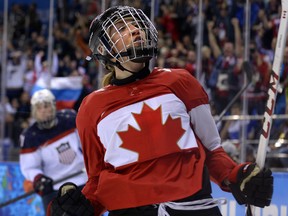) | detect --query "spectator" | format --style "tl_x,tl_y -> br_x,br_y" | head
34,50 -> 59,82
184,50 -> 197,77
9,3 -> 26,48
207,20 -> 241,115
220,102 -> 249,144
212,1 -> 234,46
246,41 -> 271,115
159,4 -> 180,42
201,45 -> 213,93
6,50 -> 27,102
25,3 -> 42,37
222,140 -> 239,163
23,59 -> 37,93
